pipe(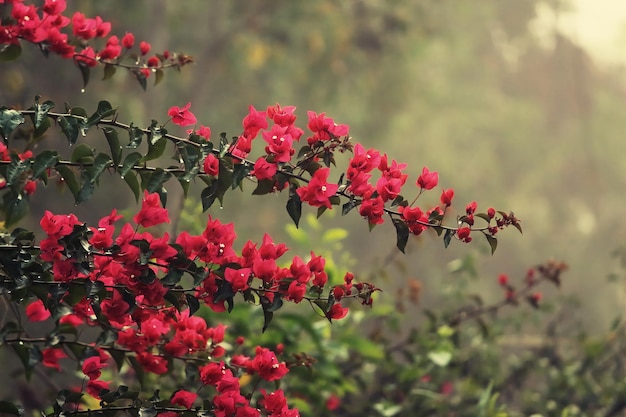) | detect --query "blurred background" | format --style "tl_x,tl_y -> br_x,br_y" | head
2,0 -> 626,332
